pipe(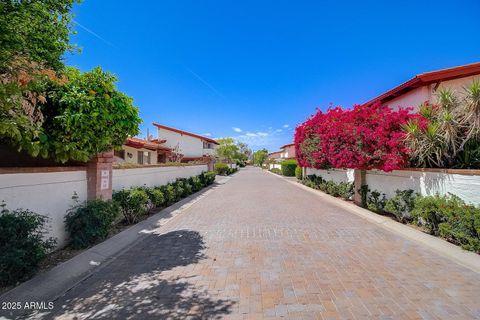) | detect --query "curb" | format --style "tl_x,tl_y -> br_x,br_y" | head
0,183 -> 220,319
266,170 -> 480,274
